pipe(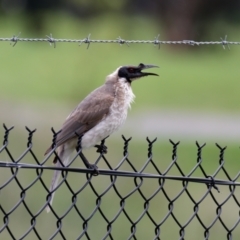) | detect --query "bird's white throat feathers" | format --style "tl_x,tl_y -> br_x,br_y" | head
106,68 -> 135,110
115,77 -> 135,110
